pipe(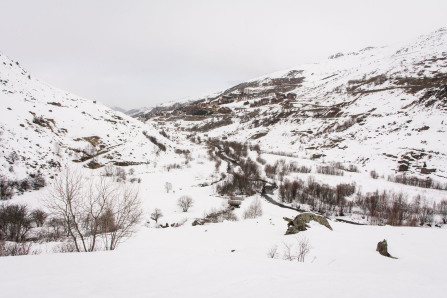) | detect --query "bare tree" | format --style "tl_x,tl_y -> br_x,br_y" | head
101,186 -> 143,250
45,167 -> 142,252
164,182 -> 172,193
243,197 -> 263,219
103,165 -> 115,177
30,209 -> 47,227
150,208 -> 163,224
177,196 -> 194,212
